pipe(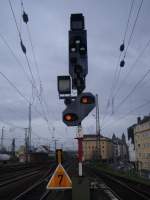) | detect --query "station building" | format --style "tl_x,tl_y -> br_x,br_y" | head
82,134 -> 113,162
